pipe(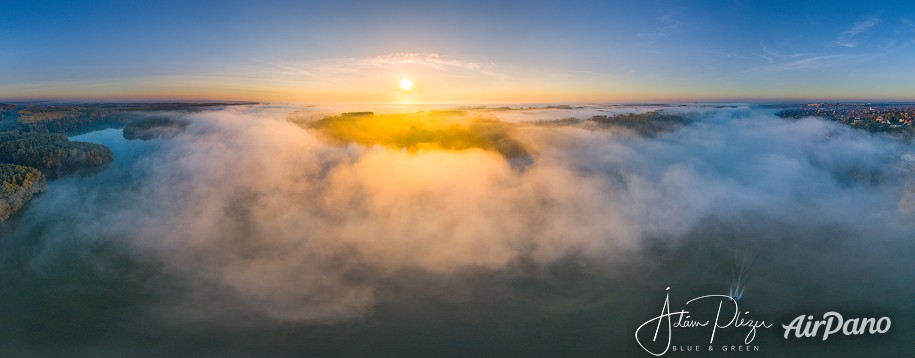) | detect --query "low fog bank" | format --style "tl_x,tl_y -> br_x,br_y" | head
99,104 -> 915,322
1,104 -> 912,355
